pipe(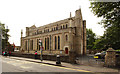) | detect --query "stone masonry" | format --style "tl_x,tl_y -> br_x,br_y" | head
20,8 -> 86,56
